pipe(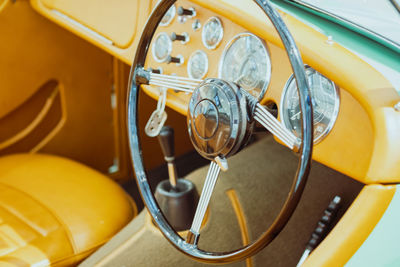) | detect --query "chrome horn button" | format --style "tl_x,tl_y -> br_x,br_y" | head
188,79 -> 248,160
193,99 -> 219,140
